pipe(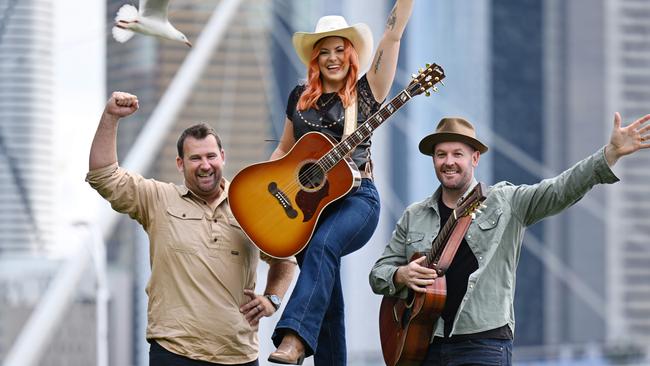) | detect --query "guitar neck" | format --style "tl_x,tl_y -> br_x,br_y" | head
318,90 -> 413,171
425,182 -> 487,268
426,209 -> 459,267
